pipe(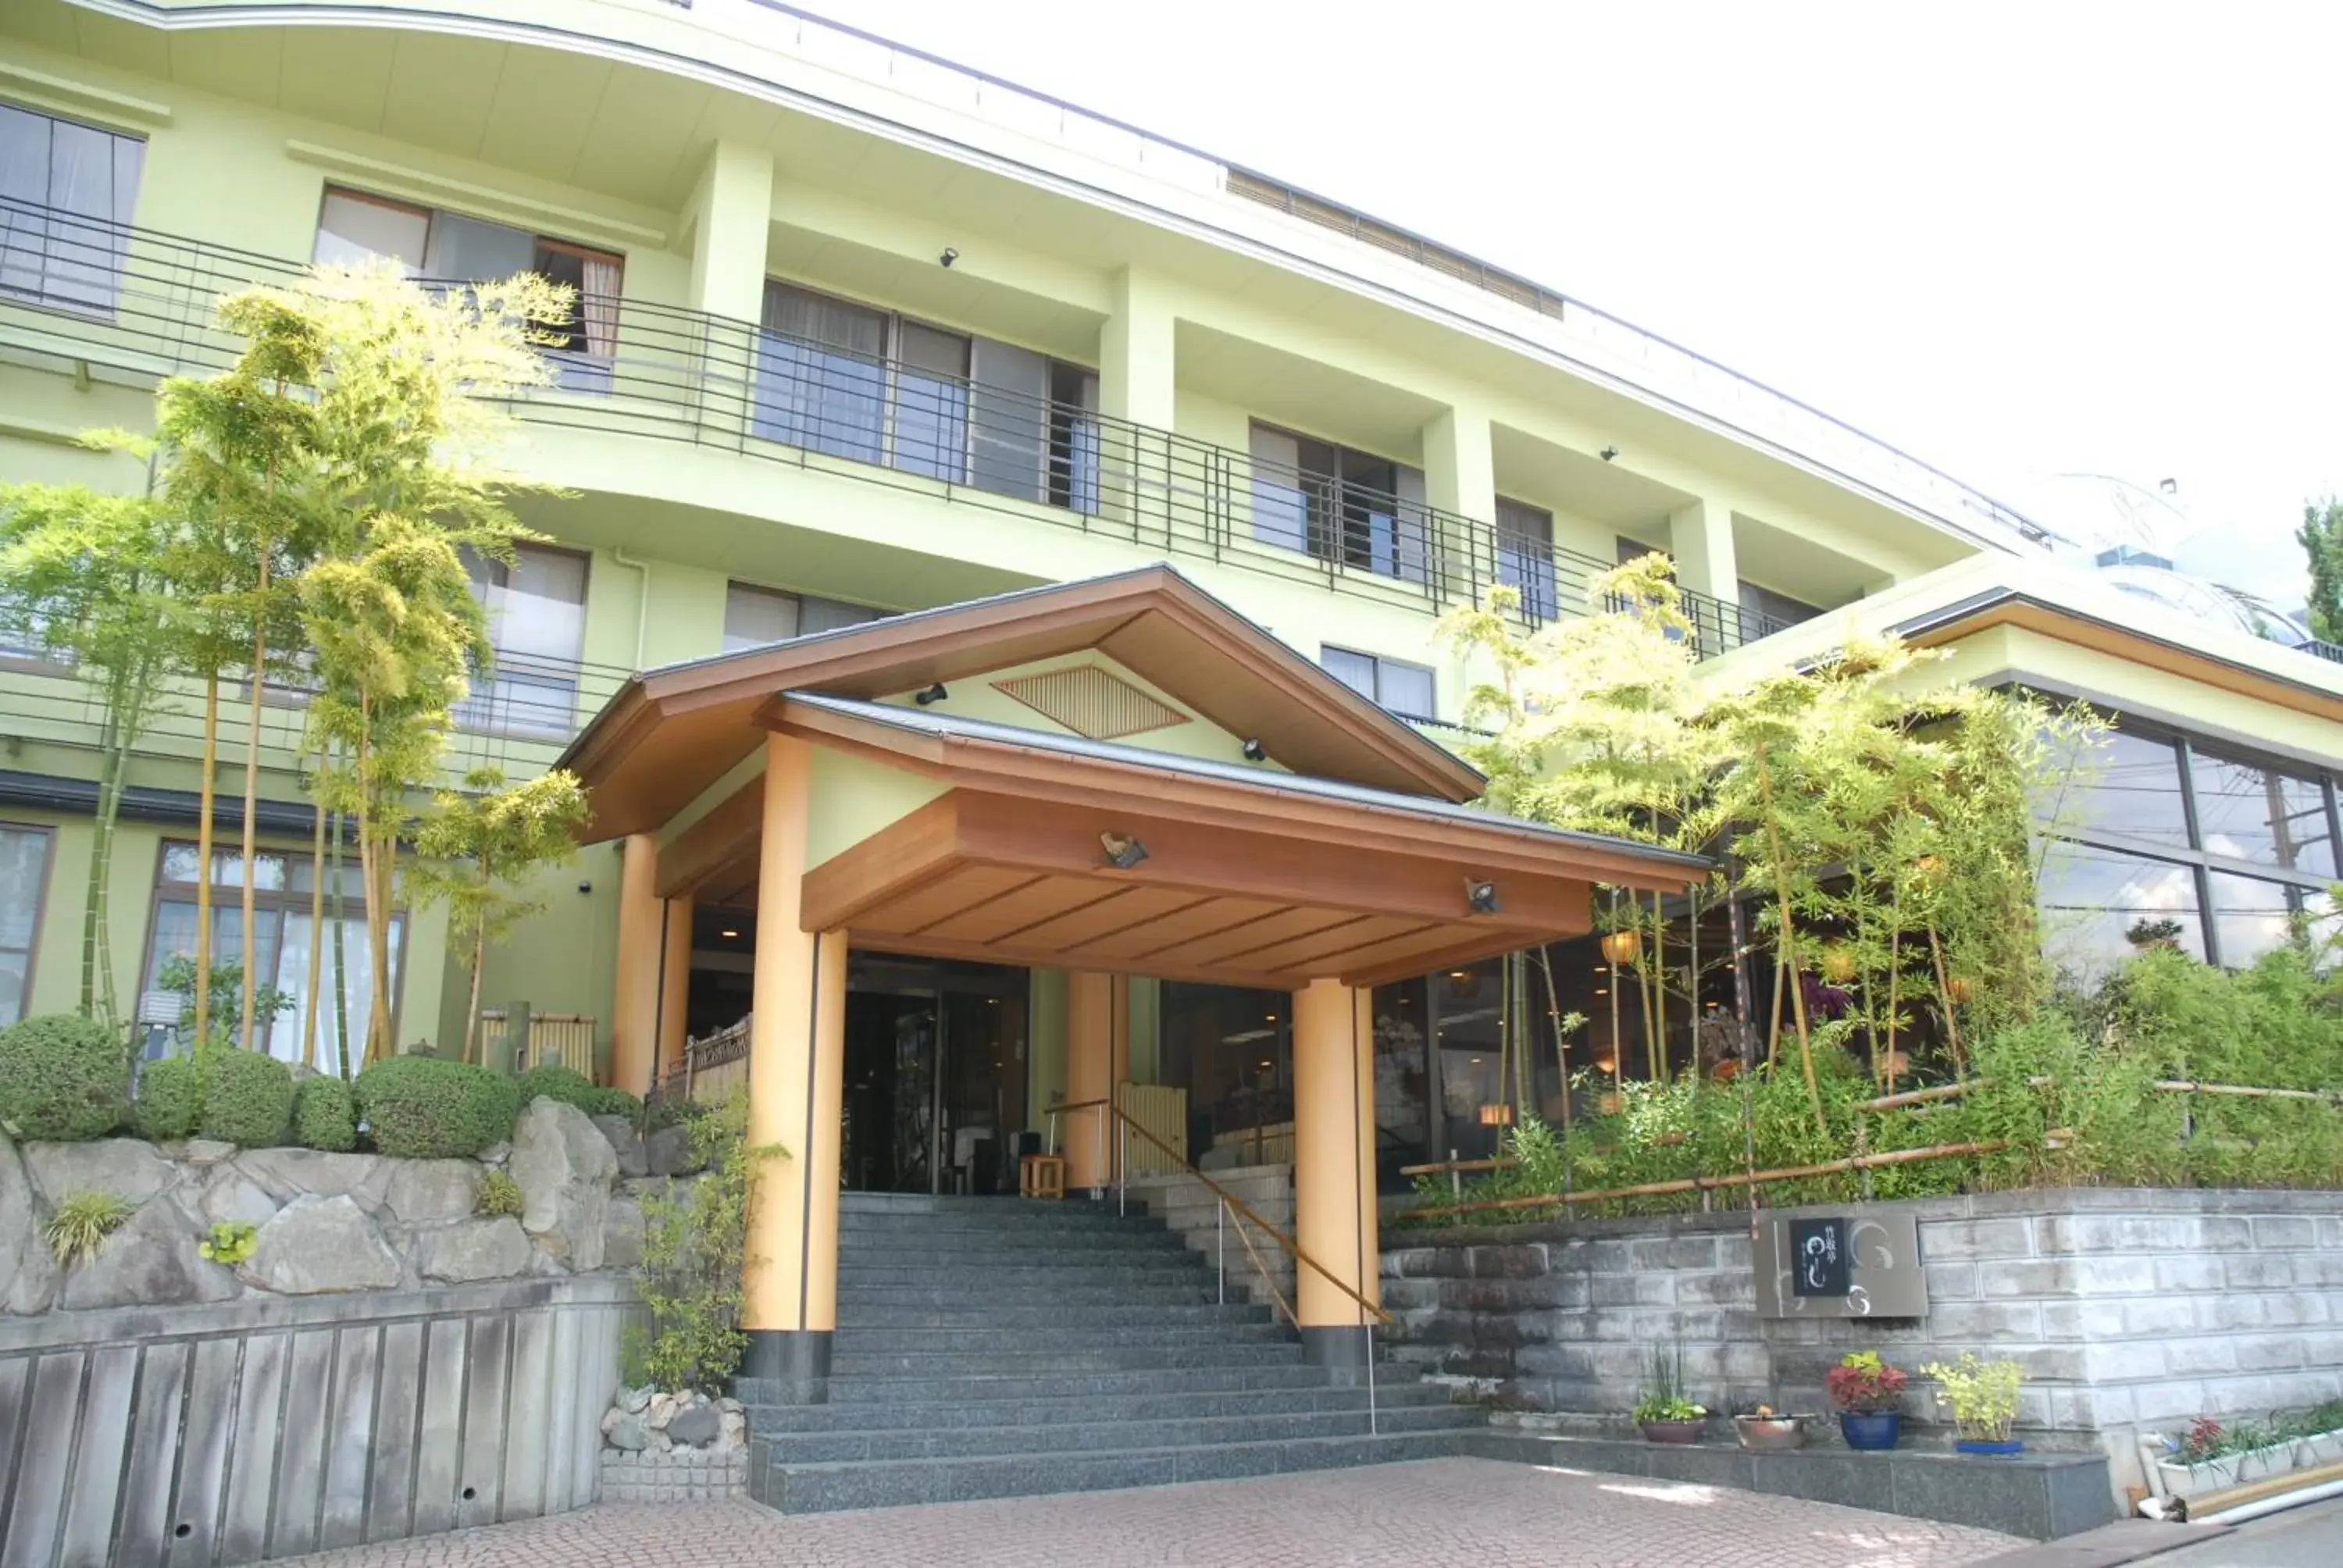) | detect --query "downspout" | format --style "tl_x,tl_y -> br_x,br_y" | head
612,547 -> 651,670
